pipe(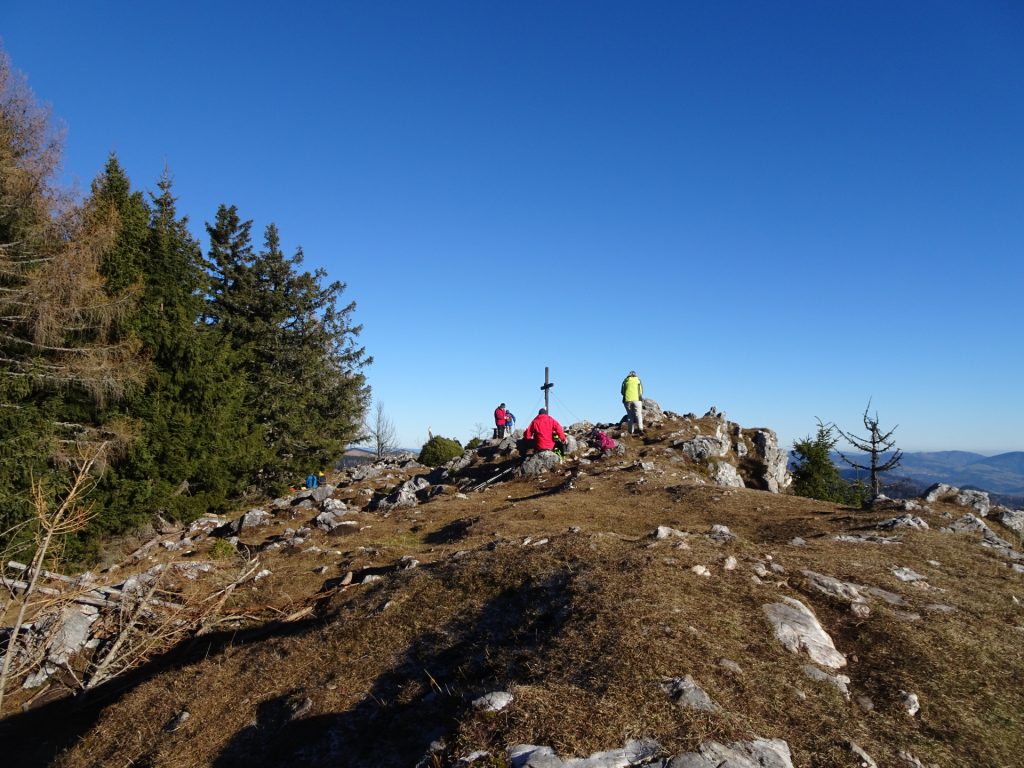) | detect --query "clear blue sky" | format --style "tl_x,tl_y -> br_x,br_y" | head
4,2 -> 1022,453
